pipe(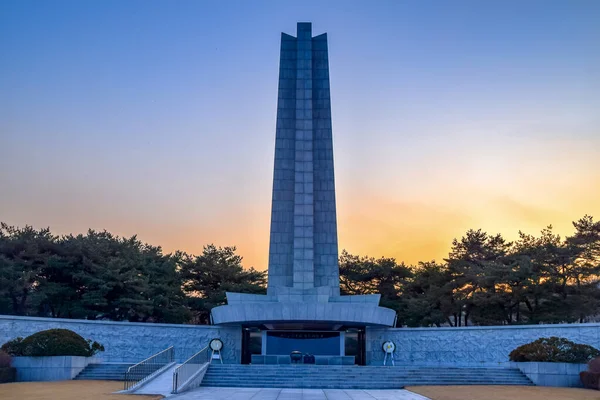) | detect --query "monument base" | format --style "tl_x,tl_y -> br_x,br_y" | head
211,292 -> 396,327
